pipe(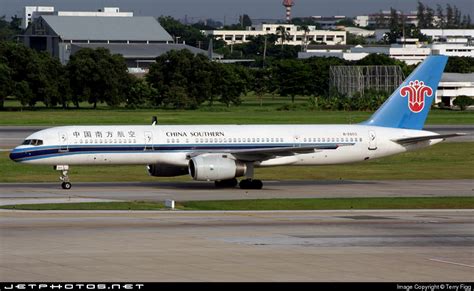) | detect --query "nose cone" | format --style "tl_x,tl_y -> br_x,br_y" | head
9,148 -> 22,162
